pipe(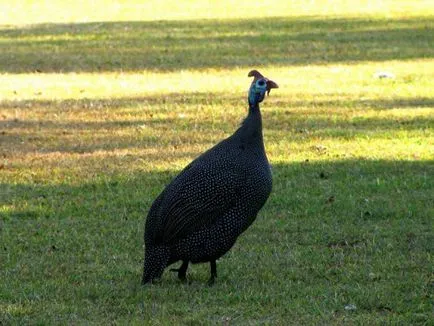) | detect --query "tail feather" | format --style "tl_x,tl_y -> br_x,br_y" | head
142,246 -> 170,284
